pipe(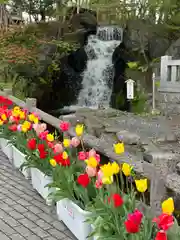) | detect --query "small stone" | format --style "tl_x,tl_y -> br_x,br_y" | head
116,130 -> 141,145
